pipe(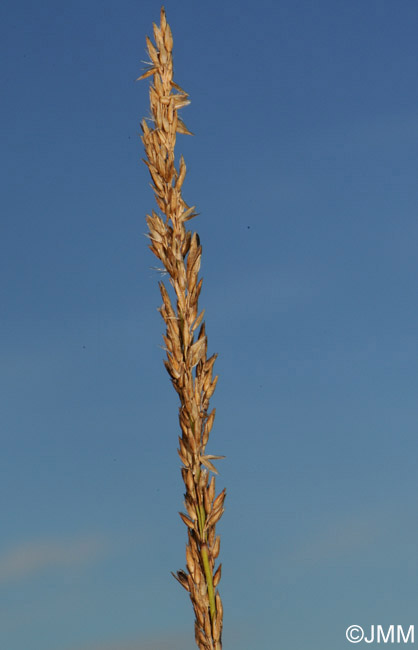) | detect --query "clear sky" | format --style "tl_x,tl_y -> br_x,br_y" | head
1,1 -> 418,649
